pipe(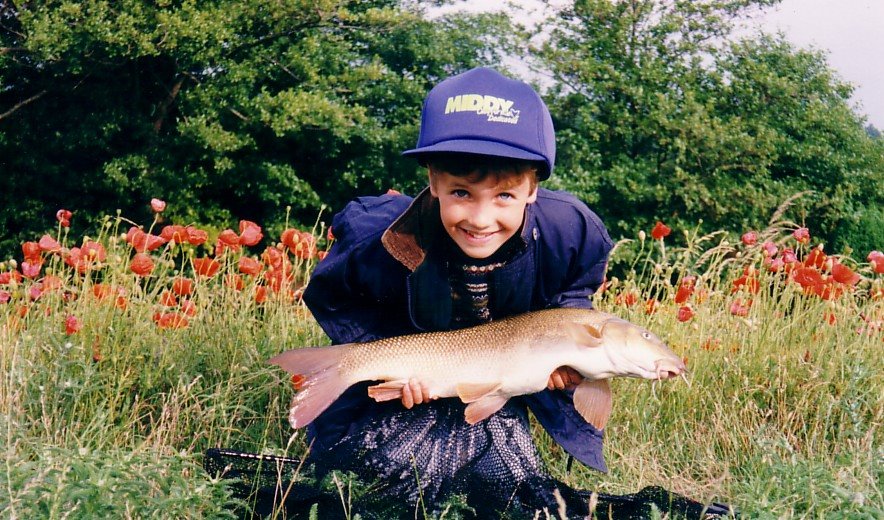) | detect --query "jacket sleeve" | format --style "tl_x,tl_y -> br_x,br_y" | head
543,195 -> 613,309
303,194 -> 413,344
526,192 -> 614,472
